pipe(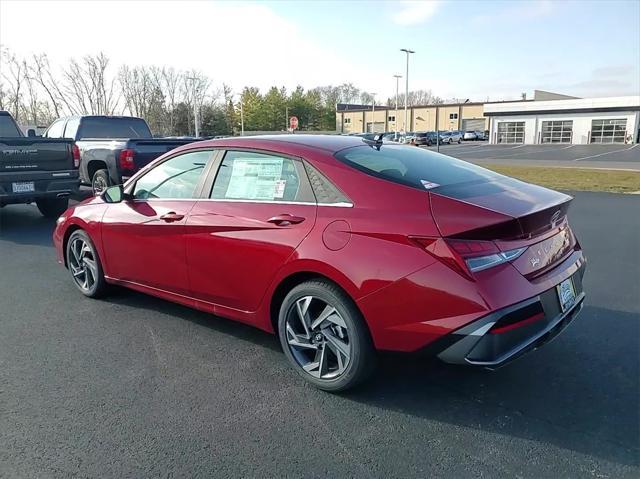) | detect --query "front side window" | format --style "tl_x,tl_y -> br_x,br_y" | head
211,151 -> 313,203
133,150 -> 213,199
